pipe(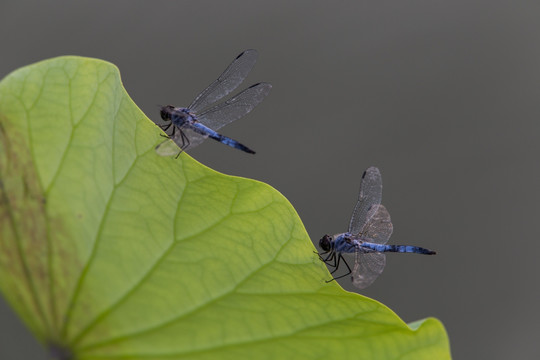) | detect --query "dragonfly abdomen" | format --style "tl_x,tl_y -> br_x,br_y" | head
360,242 -> 436,255
191,123 -> 255,154
213,134 -> 256,154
